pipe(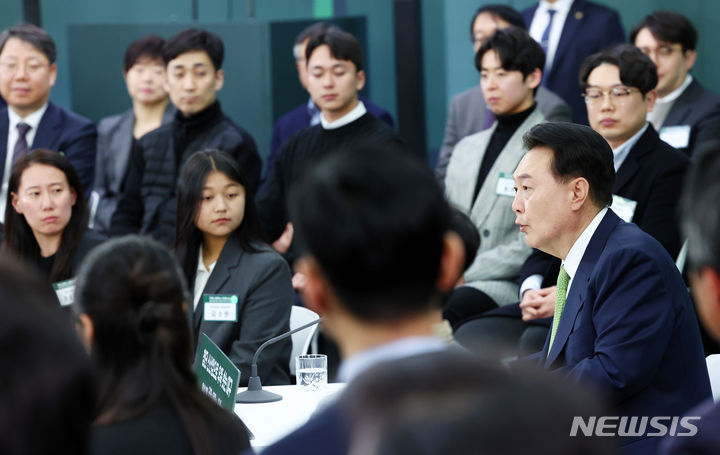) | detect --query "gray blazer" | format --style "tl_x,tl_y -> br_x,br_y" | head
444,108 -> 545,306
436,85 -> 570,182
190,236 -> 293,386
92,105 -> 175,234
